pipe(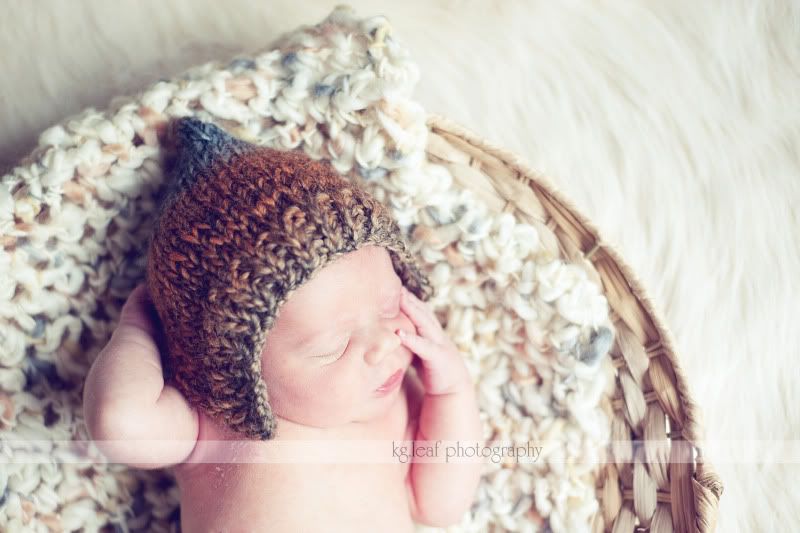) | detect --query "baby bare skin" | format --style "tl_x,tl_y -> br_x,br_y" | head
83,245 -> 483,531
